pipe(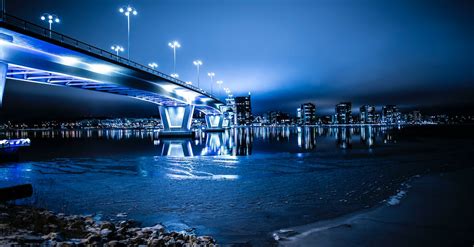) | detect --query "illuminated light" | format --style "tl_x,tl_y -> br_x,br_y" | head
119,8 -> 124,12
148,62 -> 158,69
88,64 -> 115,74
48,15 -> 53,20
200,98 -> 212,102
133,10 -> 138,15
168,41 -> 181,48
167,173 -> 239,181
176,89 -> 199,103
127,7 -> 132,12
59,56 -> 80,66
193,60 -> 203,66
160,84 -> 180,92
41,16 -> 45,20
55,18 -> 60,23
170,73 -> 179,78
186,81 -> 192,85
